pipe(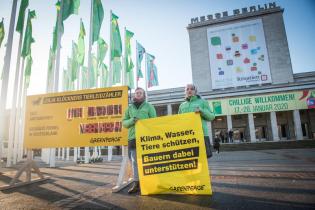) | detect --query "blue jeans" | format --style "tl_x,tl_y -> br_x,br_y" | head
128,139 -> 139,181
